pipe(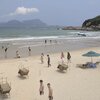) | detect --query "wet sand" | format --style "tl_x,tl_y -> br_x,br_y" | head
0,38 -> 100,59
